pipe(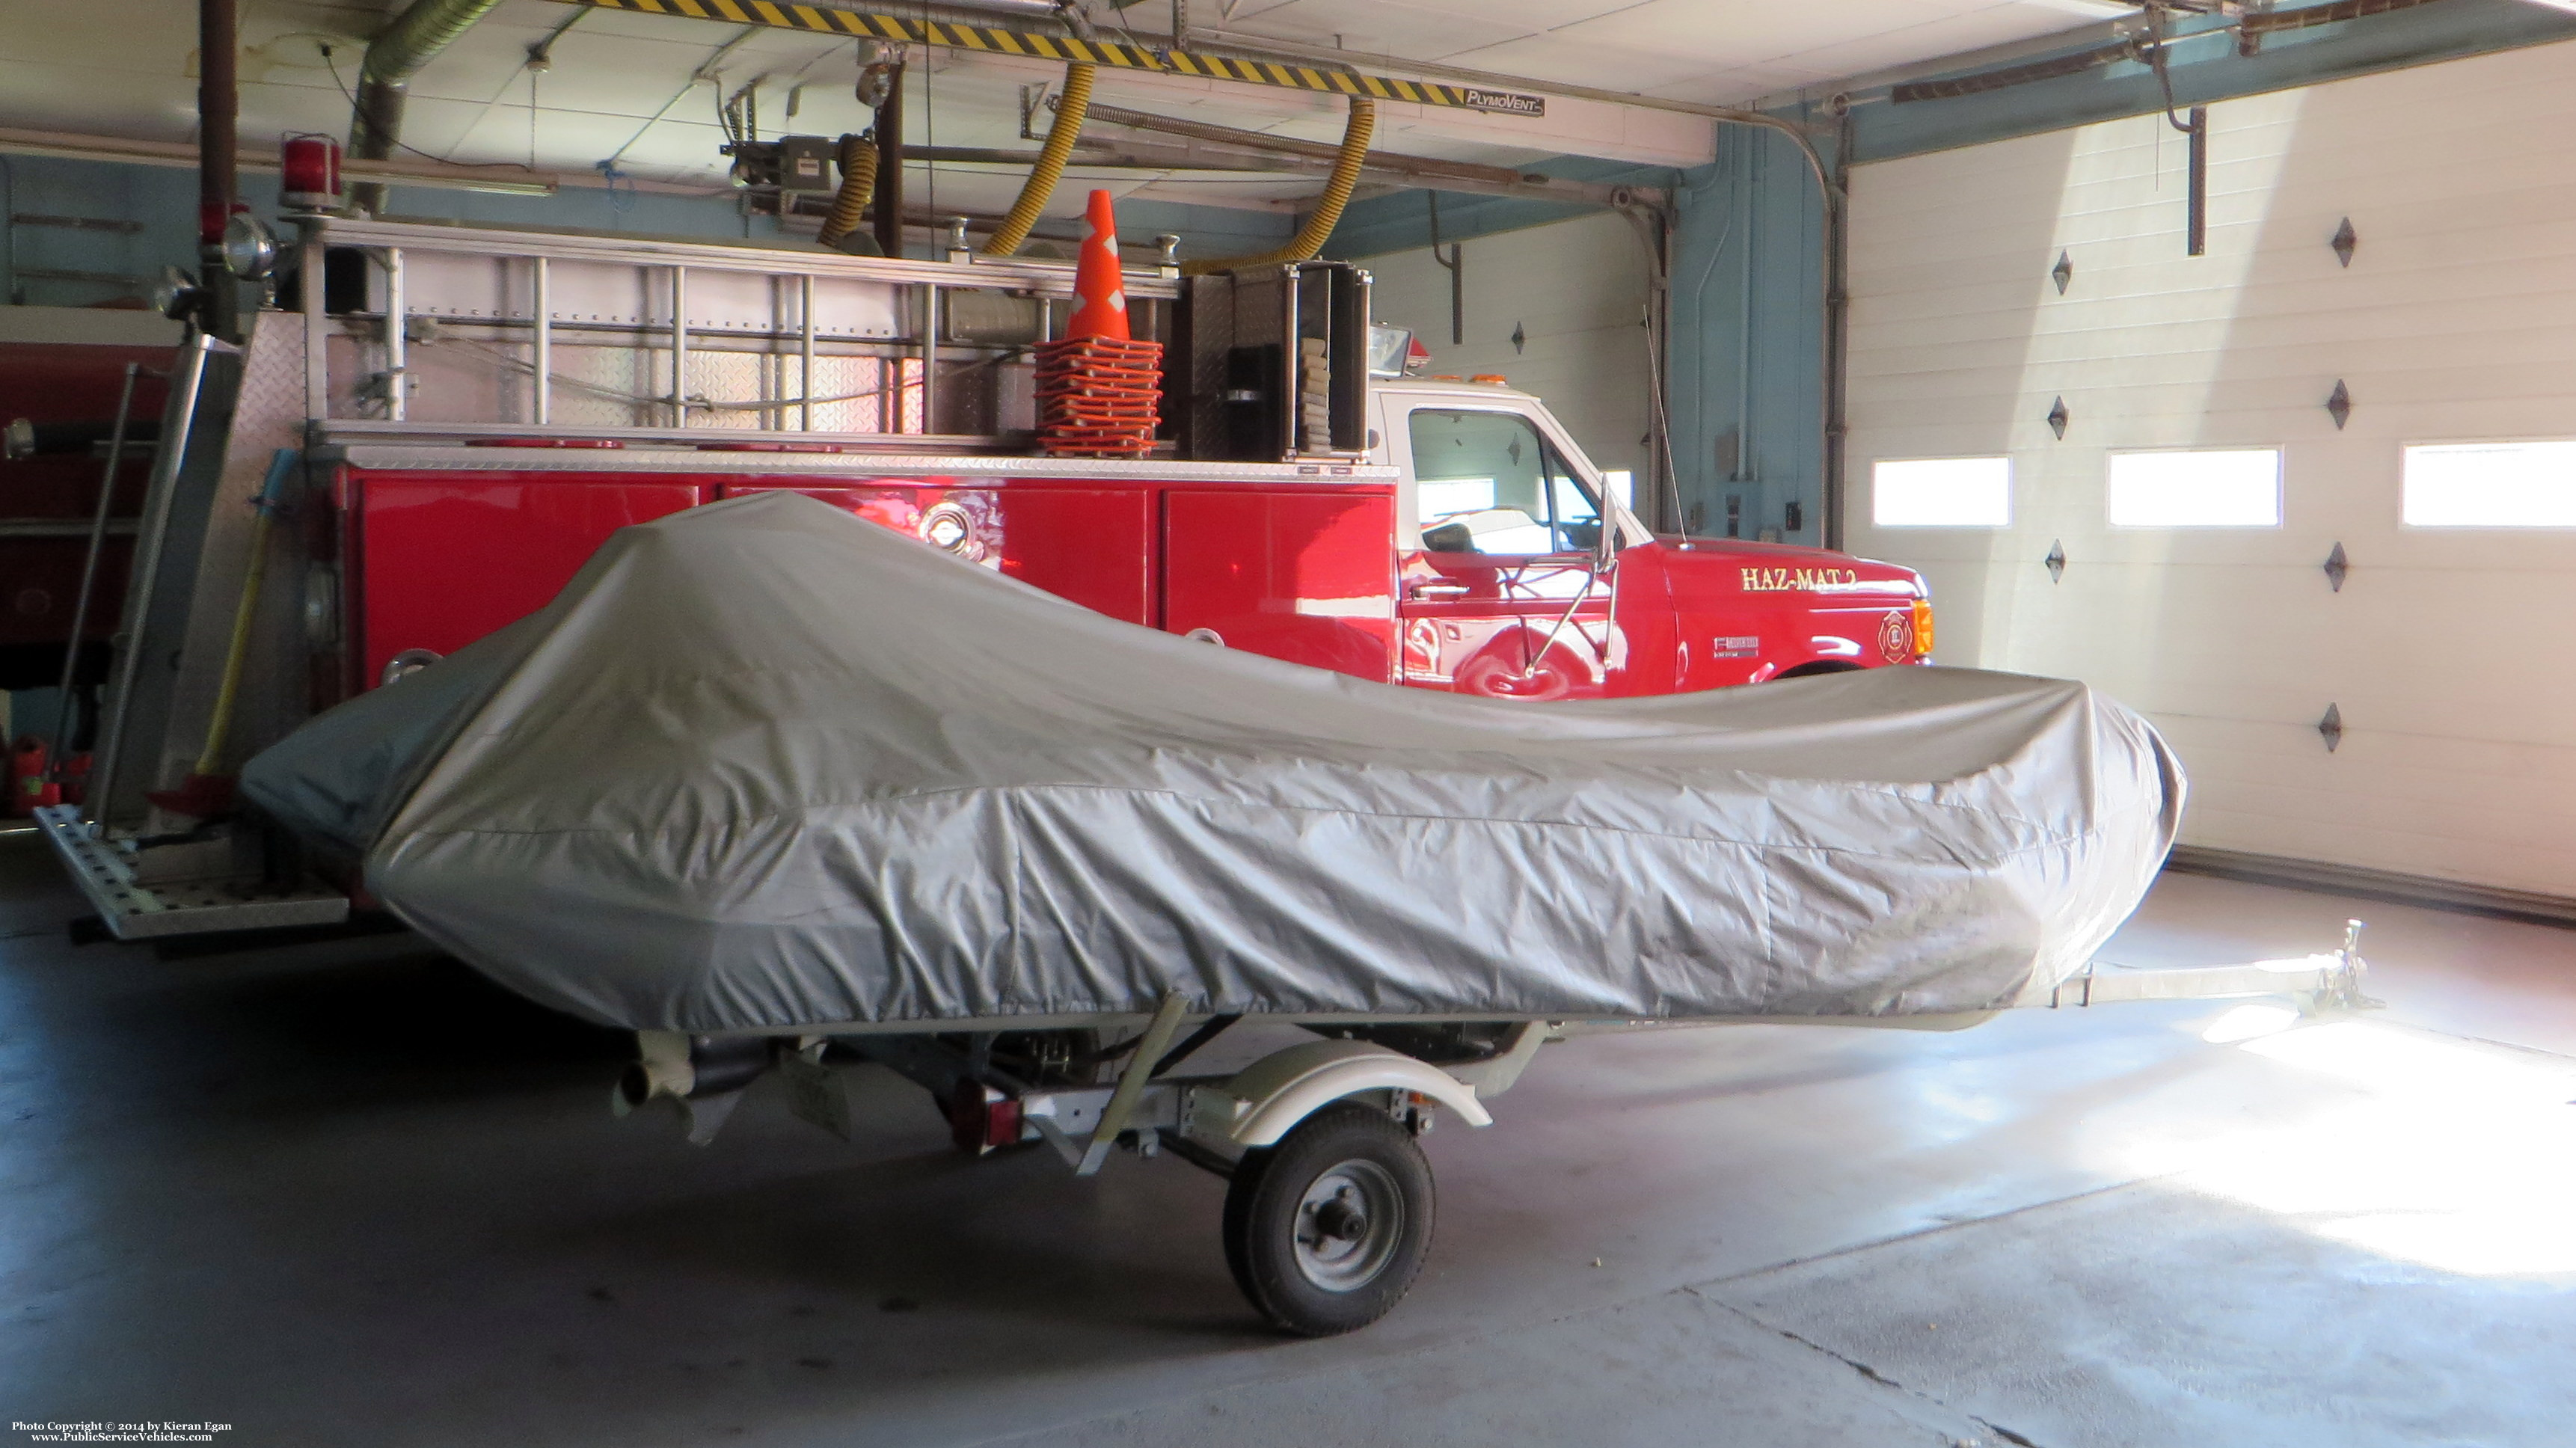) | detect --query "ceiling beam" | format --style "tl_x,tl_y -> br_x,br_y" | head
540,0 -> 1524,112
